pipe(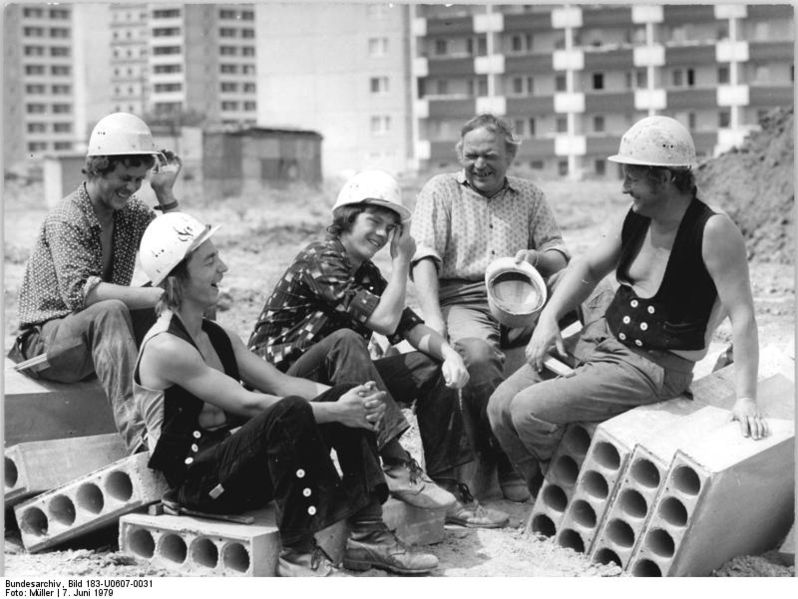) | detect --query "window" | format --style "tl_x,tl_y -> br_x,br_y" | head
54,142 -> 73,151
370,77 -> 389,94
26,104 -> 47,114
244,101 -> 256,111
636,69 -> 648,88
52,104 -> 71,114
593,115 -> 605,133
23,7 -> 44,17
243,83 -> 257,93
25,84 -> 46,94
51,66 -> 71,76
434,39 -> 448,55
688,112 -> 697,130
477,78 -> 488,96
153,46 -> 181,55
672,69 -> 683,87
220,64 -> 238,74
154,64 -> 181,74
25,65 -> 45,75
220,28 -> 236,38
530,160 -> 544,170
154,83 -> 182,93
511,35 -> 523,53
241,47 -> 255,57
50,28 -> 69,38
526,77 -> 534,94
220,46 -> 237,56
369,37 -> 388,57
221,101 -> 239,111
27,123 -> 46,133
153,28 -> 180,37
50,47 -> 70,57
512,77 -> 524,95
686,68 -> 695,87
53,123 -> 72,133
513,119 -> 525,136
557,160 -> 568,176
592,73 -> 604,90
528,118 -> 536,136
23,27 -> 45,36
241,11 -> 254,20
370,115 -> 391,135
221,82 -> 238,92
556,116 -> 568,133
435,79 -> 448,95
241,65 -> 255,74
219,9 -> 236,19
555,74 -> 567,92
595,160 -> 606,176
153,9 -> 180,18
24,46 -> 45,56
28,142 -> 48,152
718,110 -> 731,128
241,29 -> 255,39
52,85 -> 71,94
50,9 -> 69,19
